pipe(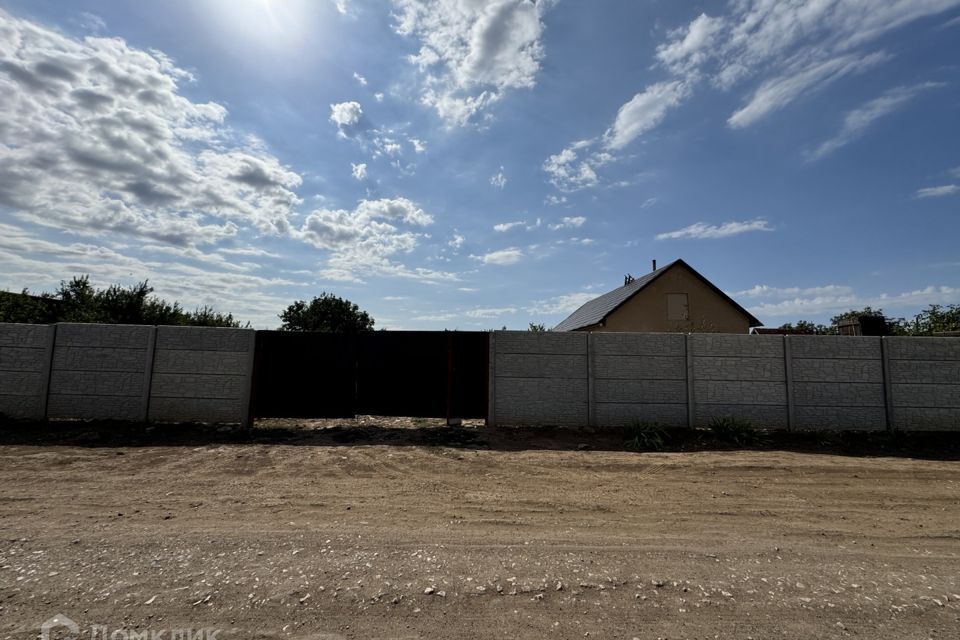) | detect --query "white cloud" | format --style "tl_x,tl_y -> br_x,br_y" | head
544,0 -> 960,191
656,13 -> 725,77
448,232 -> 465,250
640,197 -> 658,209
527,291 -> 598,316
332,0 -> 350,15
409,137 -> 426,153
392,0 -> 553,126
747,285 -> 960,318
353,72 -> 368,86
544,194 -> 567,206
0,223 -> 296,328
728,51 -> 890,129
0,10 -> 303,246
549,216 -> 586,230
374,92 -> 385,102
464,306 -> 517,318
493,220 -> 525,232
603,81 -> 690,150
75,12 -> 107,34
656,219 -> 772,240
916,184 -> 959,198
490,166 -> 507,189
351,162 -> 367,180
329,101 -> 363,127
809,82 -> 944,160
412,312 -> 457,322
297,197 -> 452,282
731,284 -> 855,299
542,146 -> 600,192
471,247 -> 523,266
